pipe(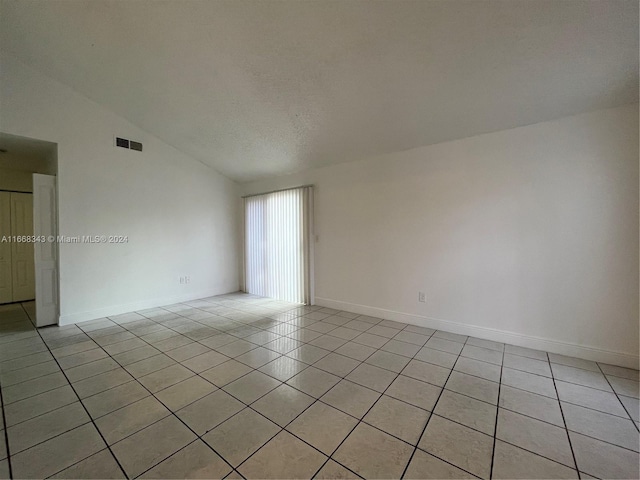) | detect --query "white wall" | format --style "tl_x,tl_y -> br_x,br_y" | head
0,169 -> 32,192
242,104 -> 639,367
0,54 -> 240,323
